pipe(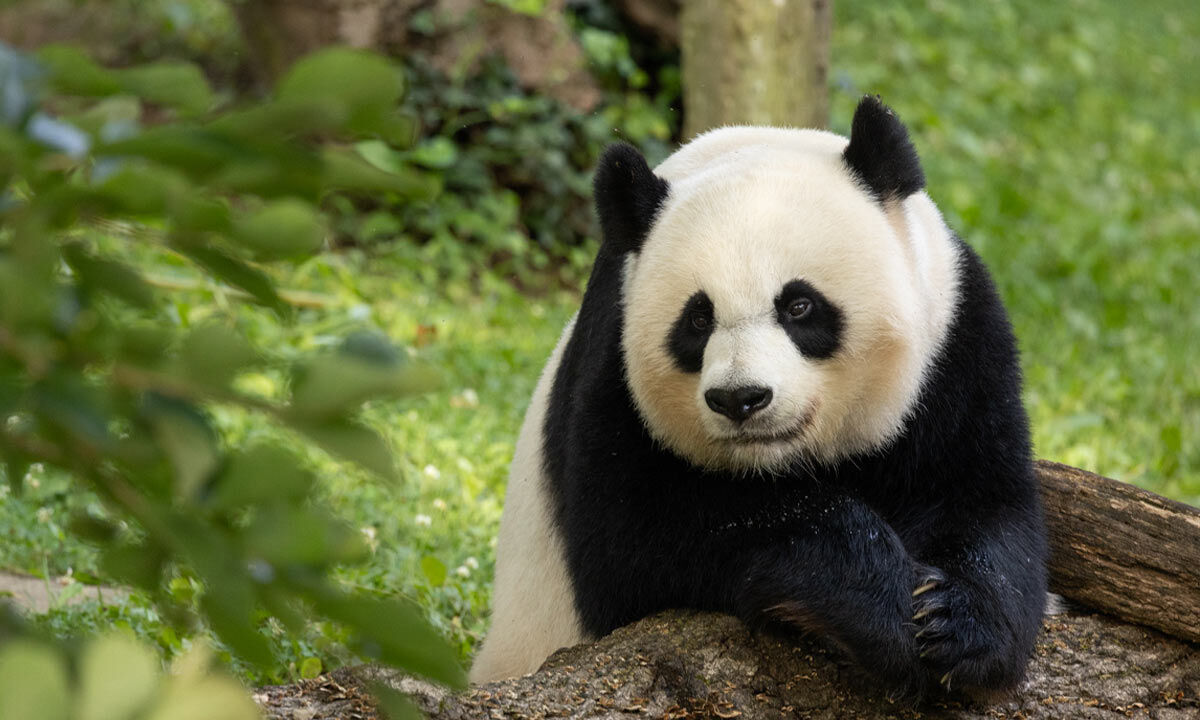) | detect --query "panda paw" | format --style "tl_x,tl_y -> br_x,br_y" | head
910,567 -> 978,691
